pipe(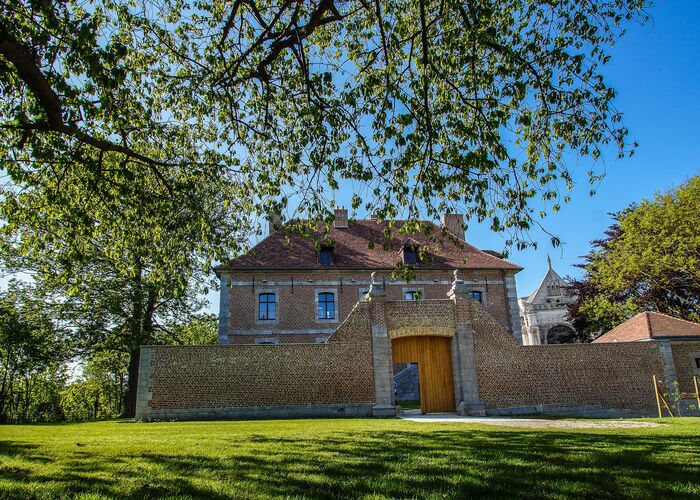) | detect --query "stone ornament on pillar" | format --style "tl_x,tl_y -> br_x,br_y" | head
447,269 -> 469,300
448,269 -> 487,417
368,271 -> 386,299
